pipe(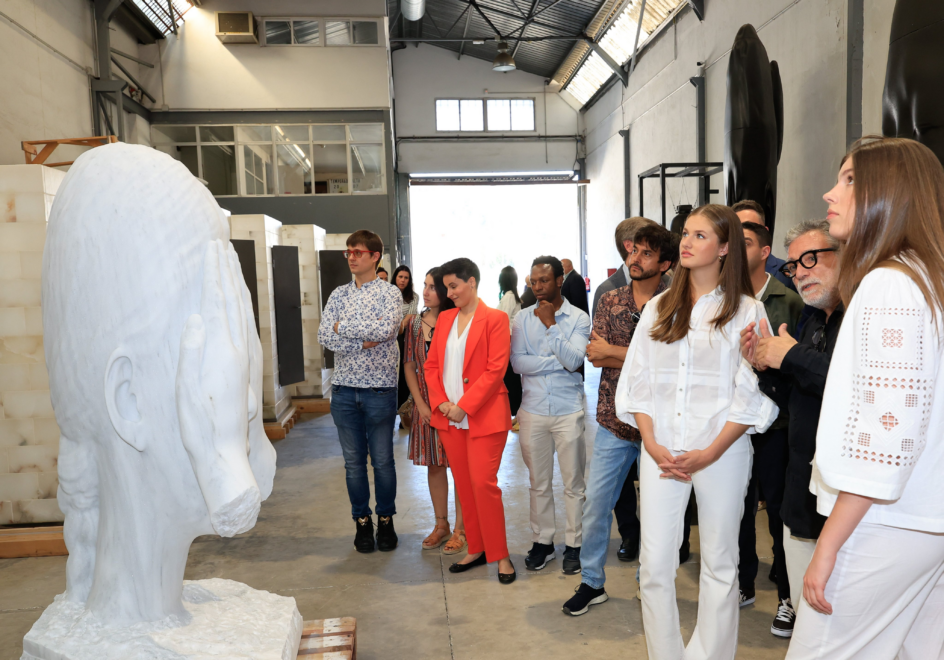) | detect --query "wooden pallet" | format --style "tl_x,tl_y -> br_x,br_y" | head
0,526 -> 68,559
298,618 -> 356,659
21,135 -> 117,167
292,398 -> 331,414
264,405 -> 301,441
